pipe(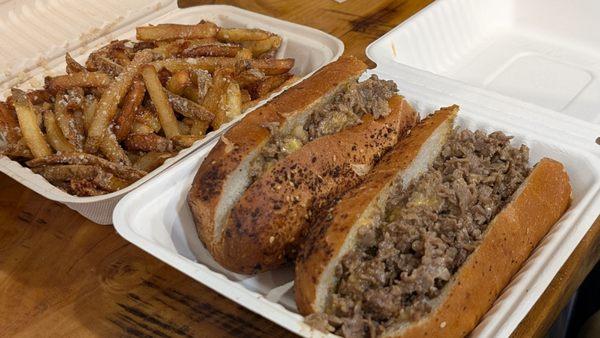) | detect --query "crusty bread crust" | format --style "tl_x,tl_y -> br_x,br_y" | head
384,158 -> 571,338
295,105 -> 457,314
218,95 -> 418,274
188,57 -> 367,255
